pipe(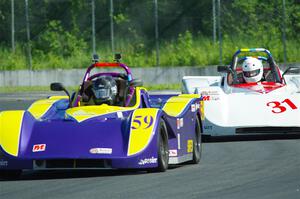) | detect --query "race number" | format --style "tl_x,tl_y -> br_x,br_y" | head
131,115 -> 154,130
266,98 -> 297,113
